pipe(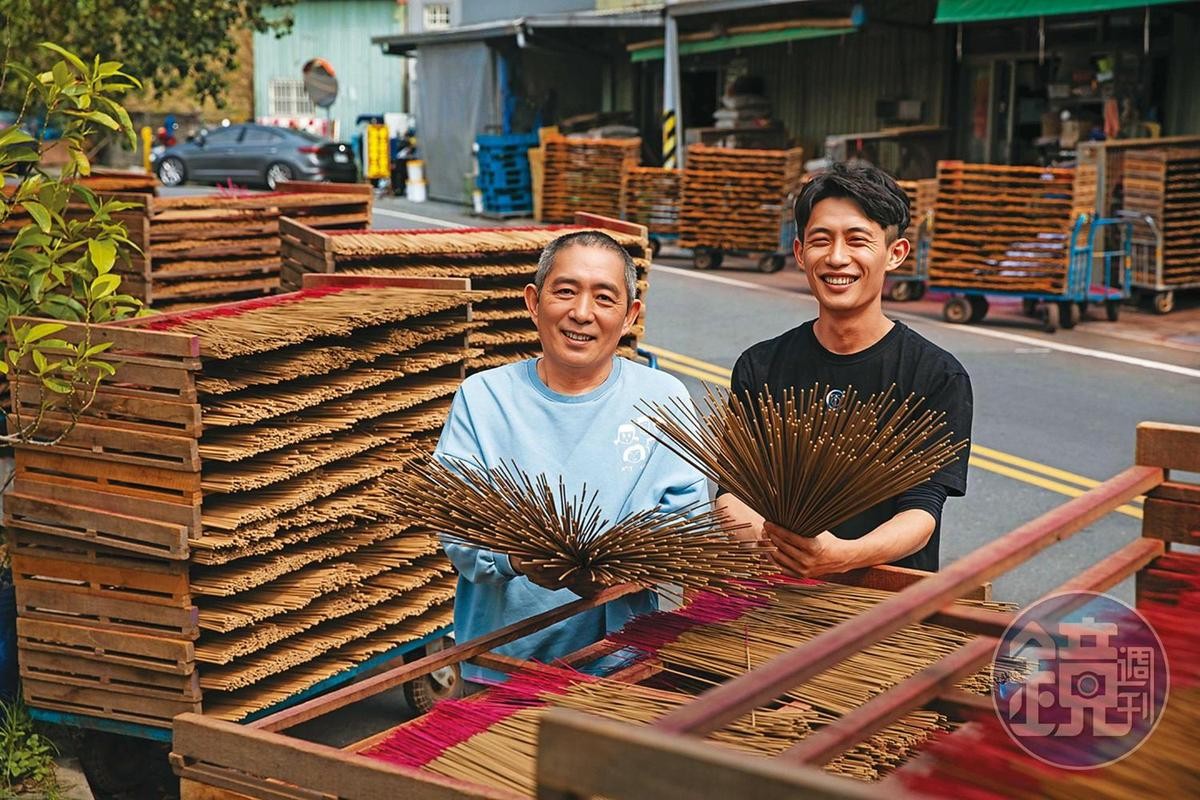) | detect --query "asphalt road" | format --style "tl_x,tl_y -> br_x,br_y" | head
363,193 -> 1200,606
